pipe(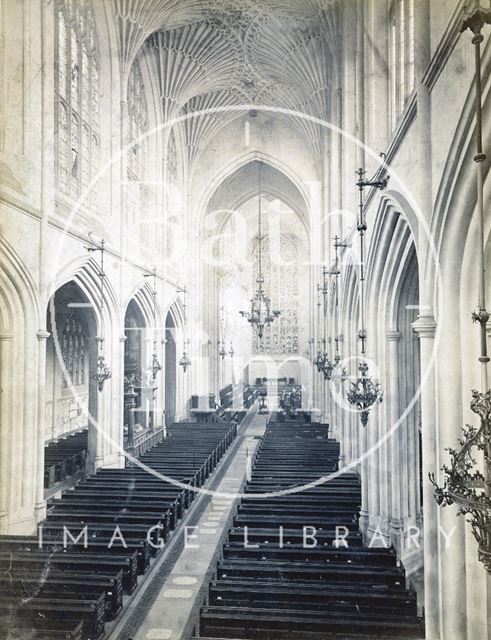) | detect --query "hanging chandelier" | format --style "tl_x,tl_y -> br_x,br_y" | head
347,361 -> 383,427
239,161 -> 280,338
178,285 -> 191,372
430,1 -> 491,573
144,267 -> 162,382
179,340 -> 191,372
85,233 -> 112,392
317,267 -> 334,379
314,339 -> 326,372
218,305 -> 227,359
330,237 -> 348,385
345,165 -> 388,425
313,291 -> 325,371
93,339 -> 112,392
332,336 -> 348,385
229,342 -> 235,358
318,236 -> 350,384
151,352 -> 162,381
323,357 -> 335,381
